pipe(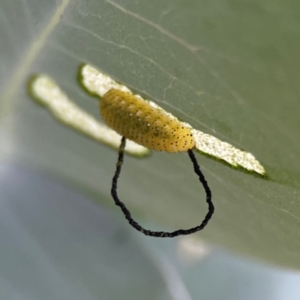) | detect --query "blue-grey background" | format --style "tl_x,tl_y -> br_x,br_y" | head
1,163 -> 300,299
